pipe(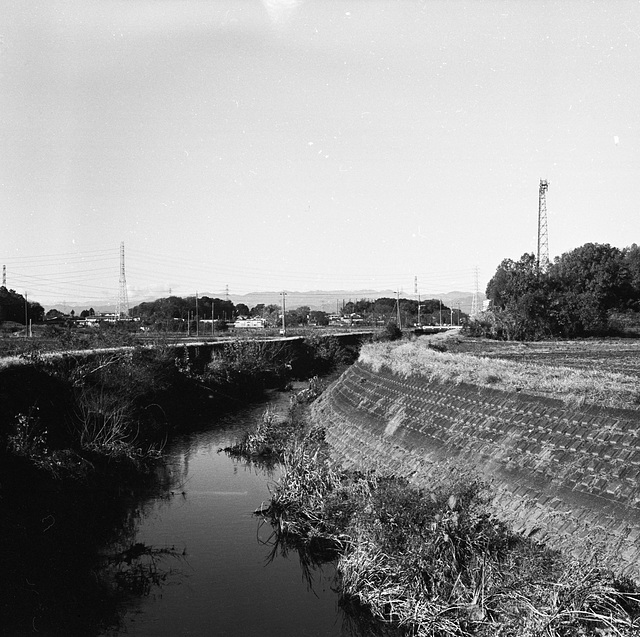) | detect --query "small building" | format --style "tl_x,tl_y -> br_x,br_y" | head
234,318 -> 267,329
